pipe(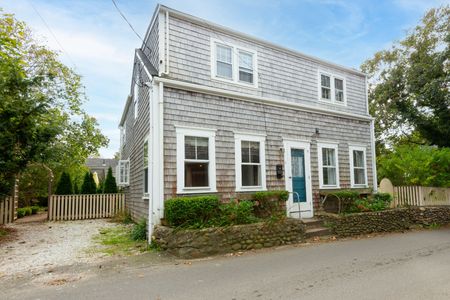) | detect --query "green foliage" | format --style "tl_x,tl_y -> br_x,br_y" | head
348,198 -> 390,213
112,210 -> 133,224
73,182 -> 80,194
55,172 -> 73,195
30,206 -> 39,214
165,195 -> 220,228
103,167 -> 118,193
373,192 -> 393,203
17,208 -> 26,218
378,145 -> 450,187
0,11 -> 108,197
96,179 -> 105,194
253,190 -> 289,202
252,190 -> 289,218
17,206 -> 33,218
214,200 -> 258,226
81,172 -> 97,194
131,219 -> 147,241
361,7 -> 450,150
